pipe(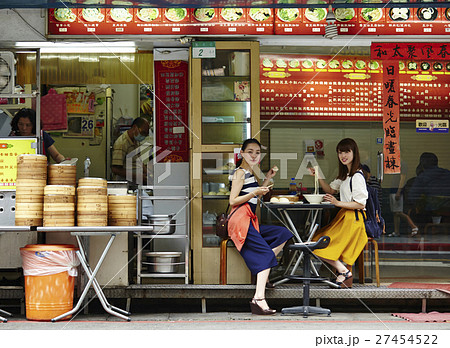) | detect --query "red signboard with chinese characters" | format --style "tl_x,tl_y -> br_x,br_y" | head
259,54 -> 450,122
382,61 -> 401,174
371,43 -> 450,61
48,7 -> 450,36
154,60 -> 189,163
47,8 -> 274,35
